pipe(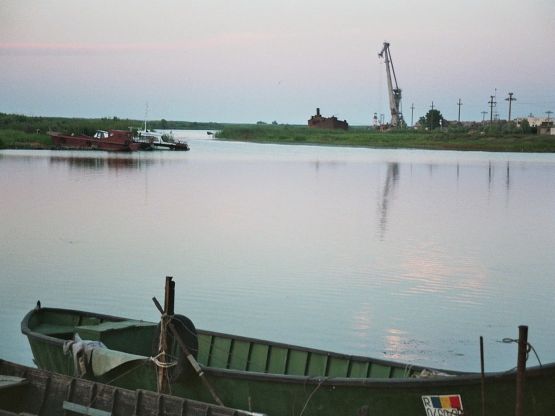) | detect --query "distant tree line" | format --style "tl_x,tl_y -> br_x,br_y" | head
0,113 -> 224,136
